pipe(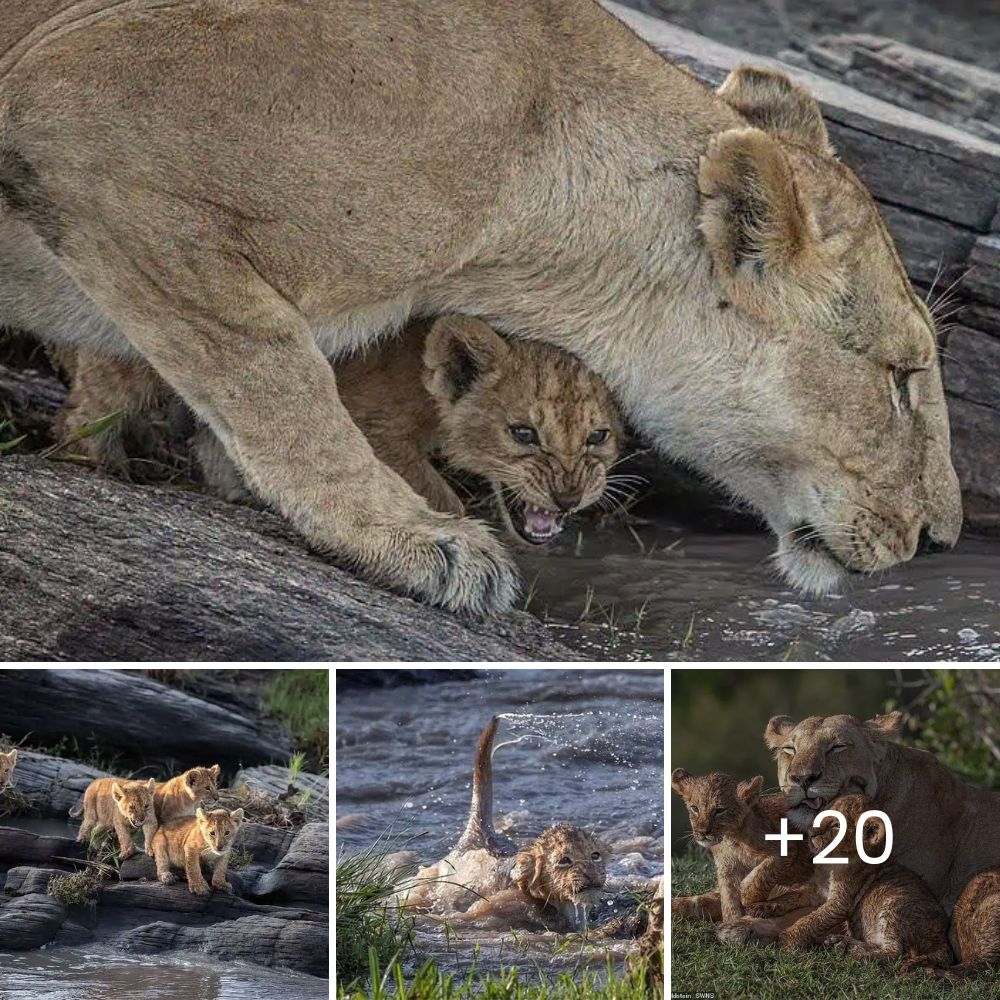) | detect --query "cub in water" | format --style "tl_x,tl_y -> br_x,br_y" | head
671,769 -> 814,923
73,777 -> 157,860
0,749 -> 17,790
398,717 -> 609,931
150,806 -> 245,896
